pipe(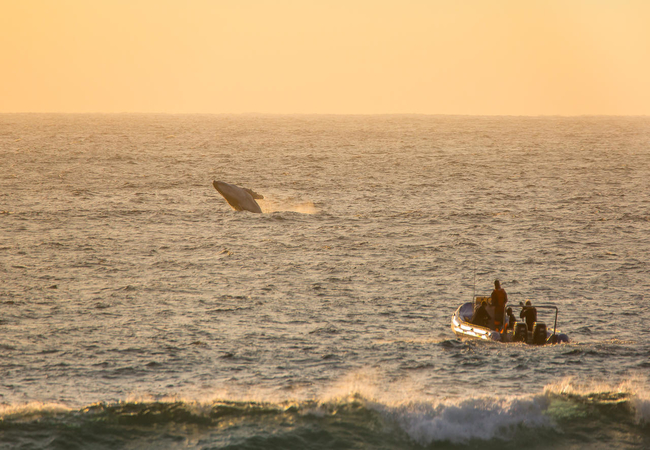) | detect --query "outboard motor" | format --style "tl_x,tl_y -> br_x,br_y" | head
532,322 -> 547,345
513,323 -> 528,343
